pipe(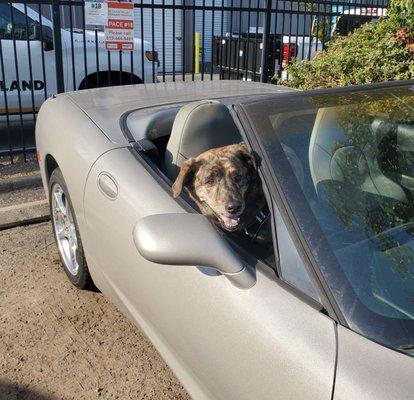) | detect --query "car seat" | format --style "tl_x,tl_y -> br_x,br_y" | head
309,107 -> 407,204
164,100 -> 241,180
